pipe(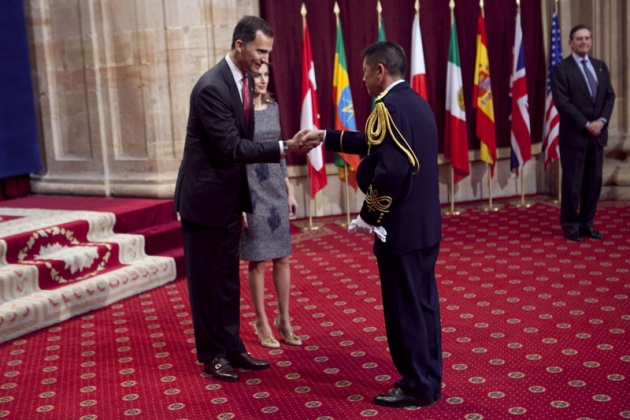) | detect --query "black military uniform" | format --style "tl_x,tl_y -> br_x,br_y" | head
324,81 -> 442,401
